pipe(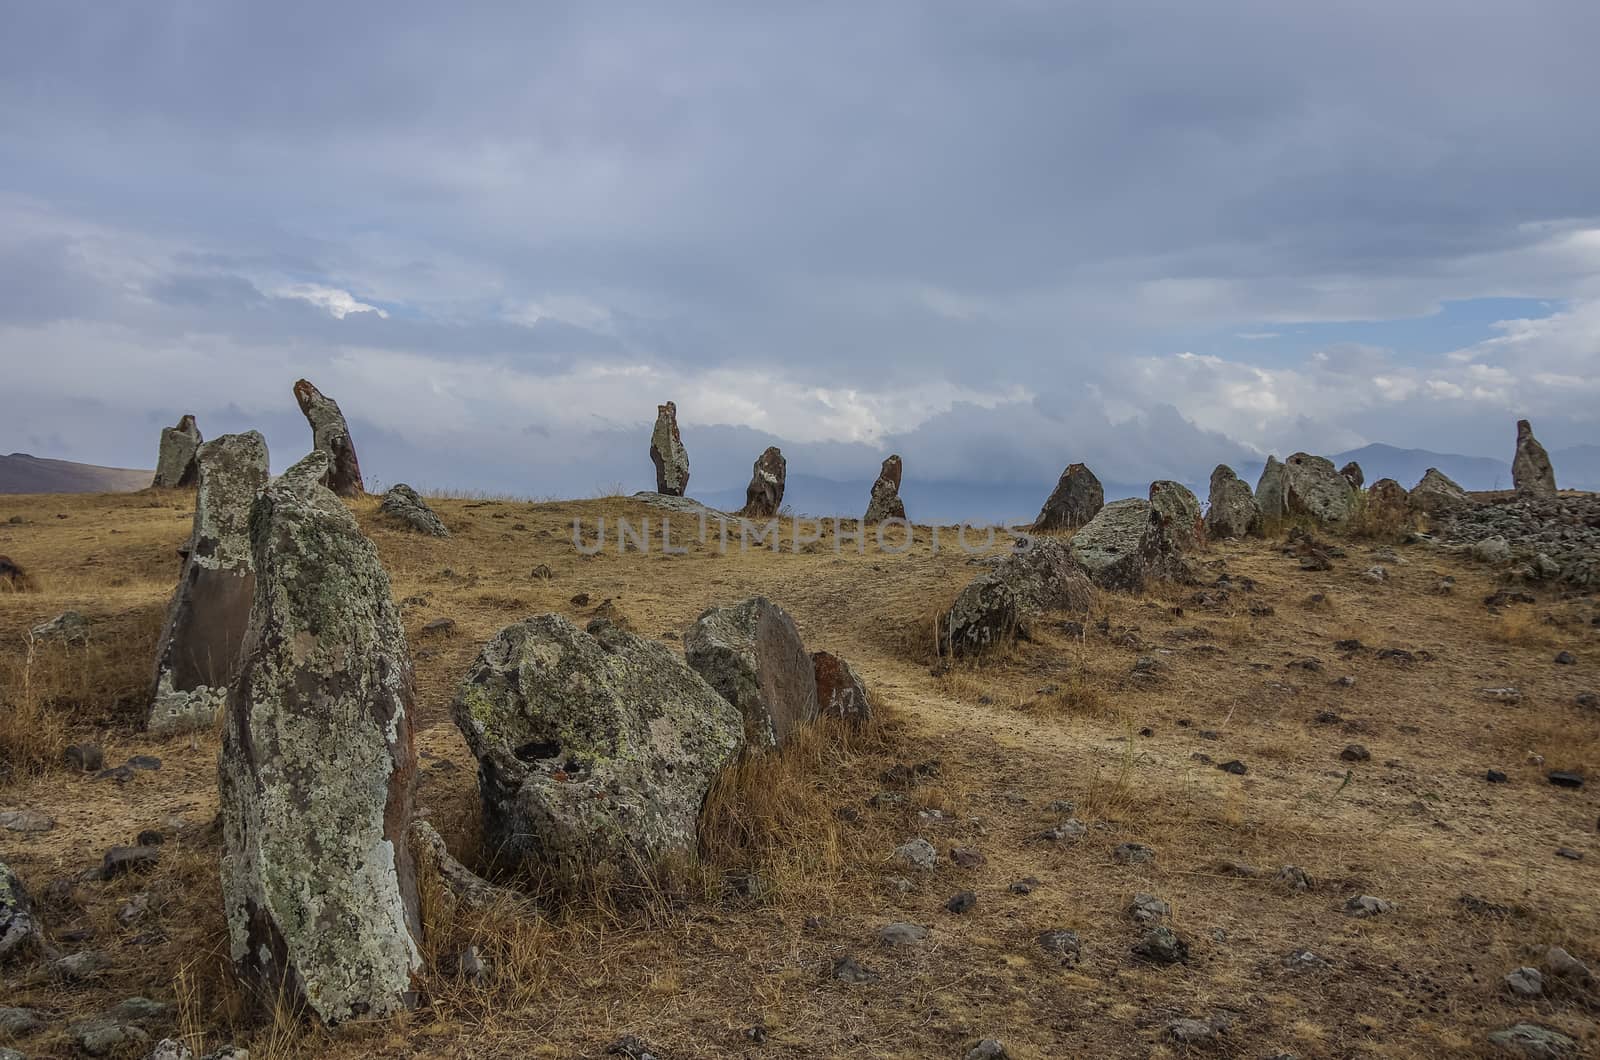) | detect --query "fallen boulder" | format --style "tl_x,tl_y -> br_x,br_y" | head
685,596 -> 819,749
151,414 -> 202,489
452,614 -> 743,885
293,378 -> 365,497
942,539 -> 1093,655
149,431 -> 270,735
1409,467 -> 1470,515
739,447 -> 786,519
649,401 -> 690,497
812,651 -> 874,724
219,449 -> 421,1023
1513,419 -> 1557,498
864,455 -> 906,523
1204,465 -> 1261,538
1069,488 -> 1198,593
379,484 -> 449,537
1031,463 -> 1103,532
